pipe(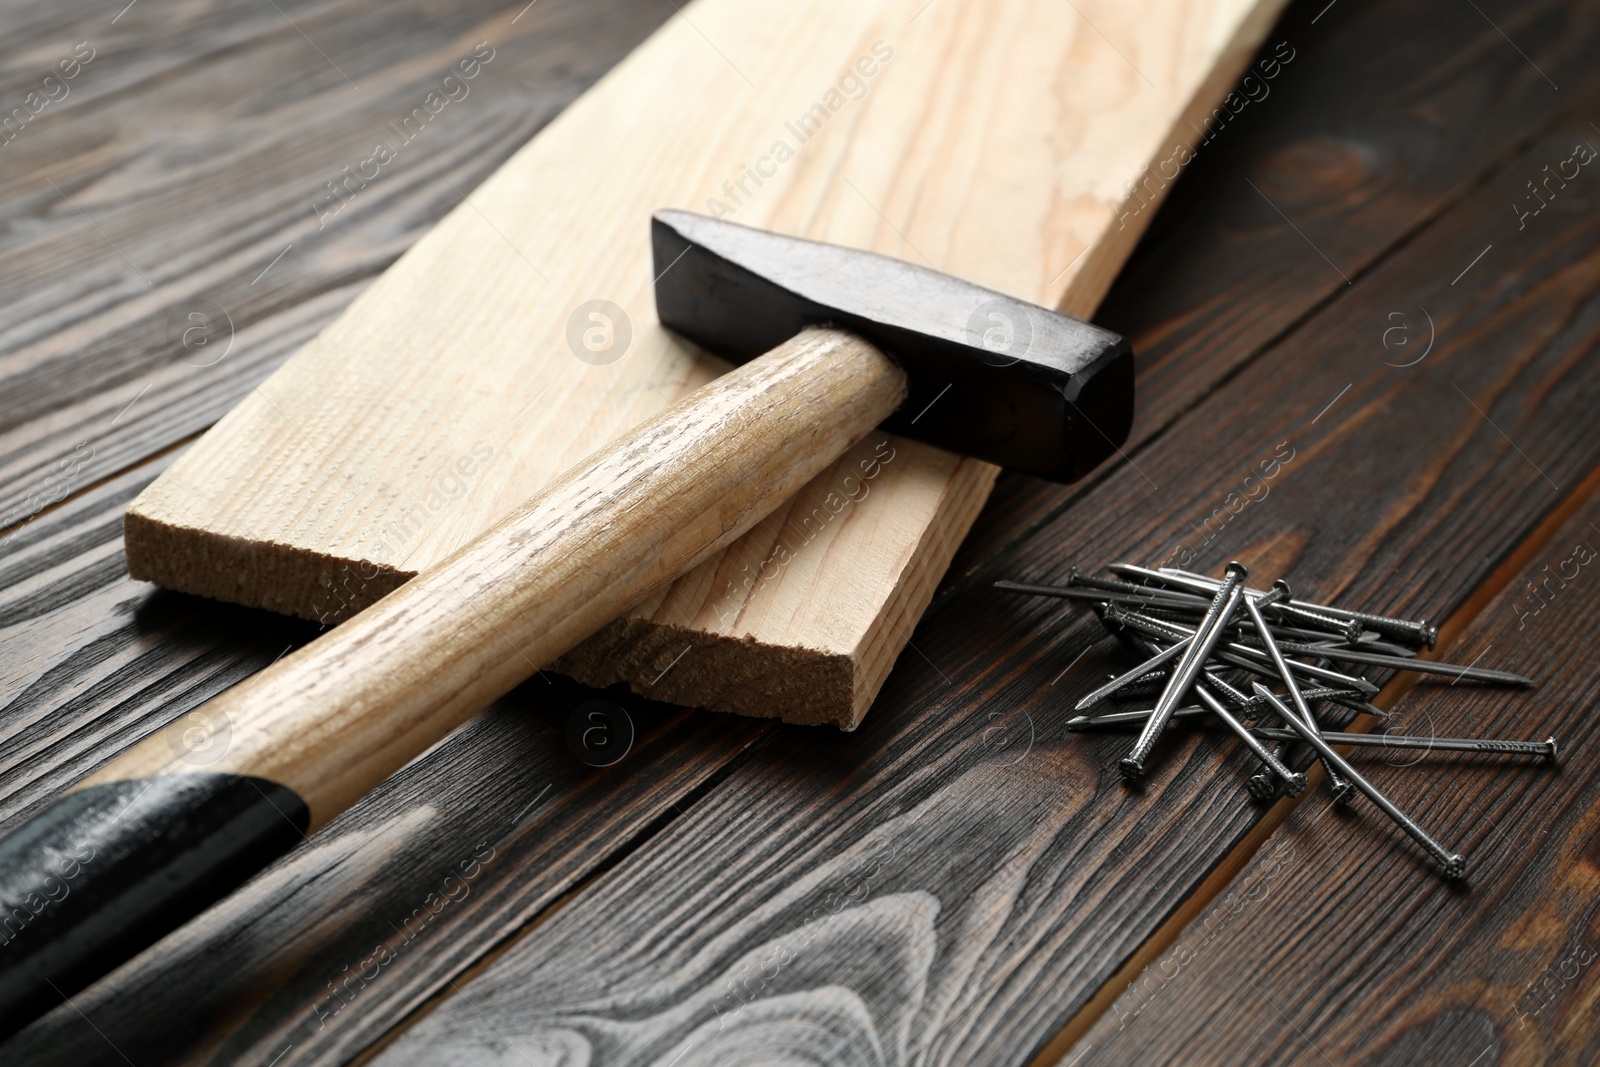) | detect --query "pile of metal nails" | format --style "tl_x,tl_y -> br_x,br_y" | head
997,562 -> 1553,881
